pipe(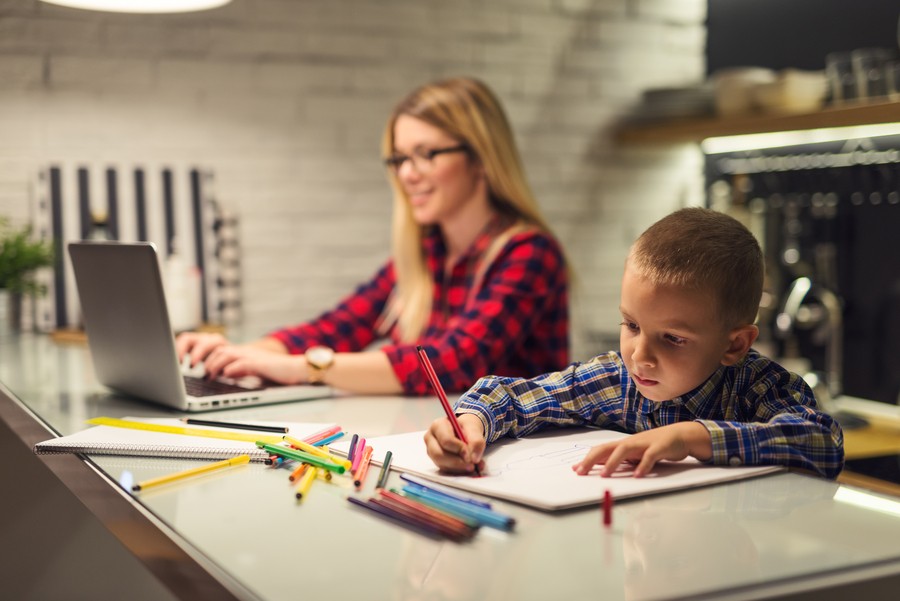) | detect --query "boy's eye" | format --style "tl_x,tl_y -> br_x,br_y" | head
665,334 -> 686,345
620,321 -> 638,332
